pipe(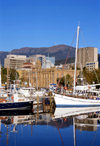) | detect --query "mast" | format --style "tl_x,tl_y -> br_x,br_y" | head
36,71 -> 38,90
7,66 -> 10,89
73,25 -> 80,93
